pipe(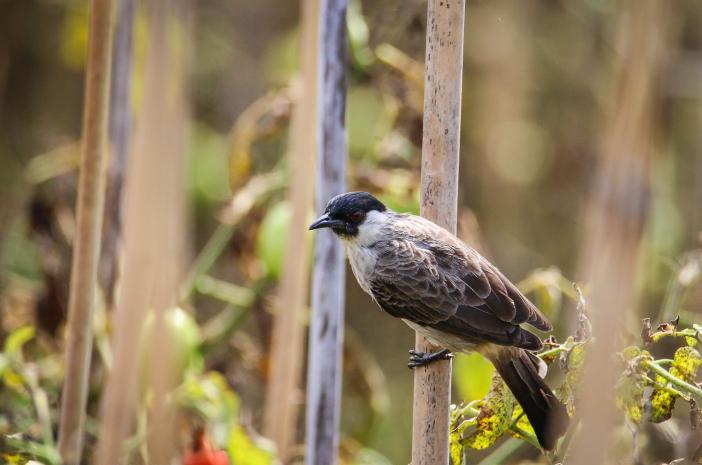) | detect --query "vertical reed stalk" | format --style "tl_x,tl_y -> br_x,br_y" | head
413,1 -> 465,464
94,1 -> 188,463
569,1 -> 671,463
100,0 -> 135,303
305,0 -> 347,463
57,0 -> 114,463
263,0 -> 319,460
